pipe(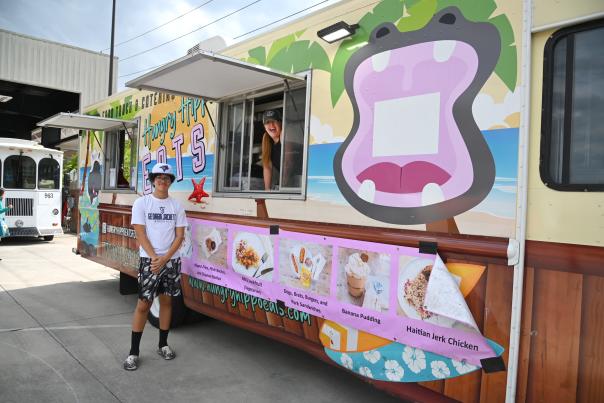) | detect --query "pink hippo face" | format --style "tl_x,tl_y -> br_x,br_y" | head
334,8 -> 501,225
